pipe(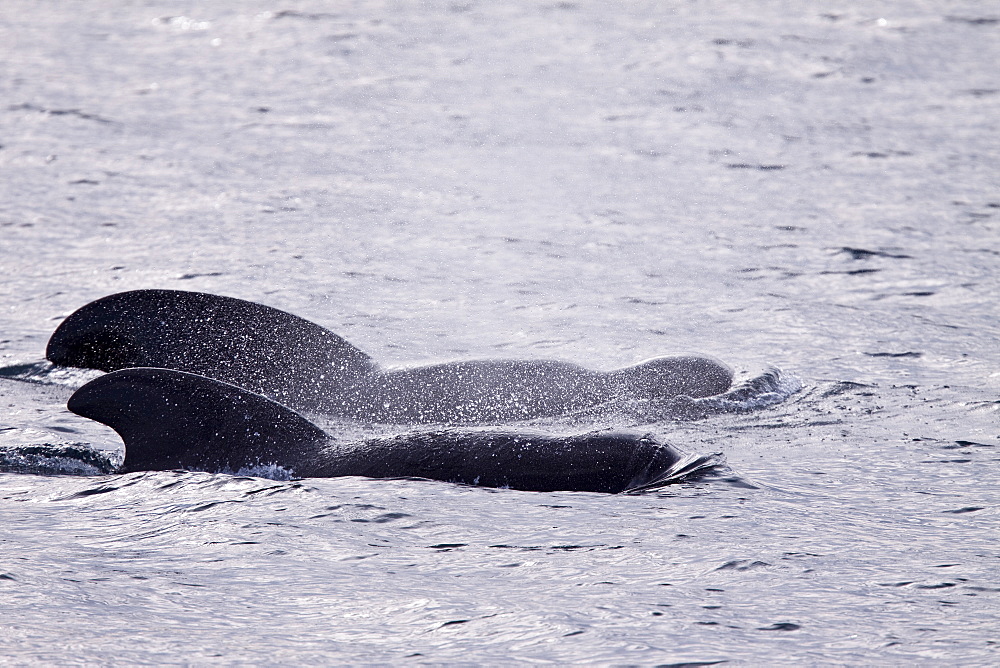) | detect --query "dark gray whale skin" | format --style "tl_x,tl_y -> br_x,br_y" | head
48,290 -> 734,424
68,368 -> 699,494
